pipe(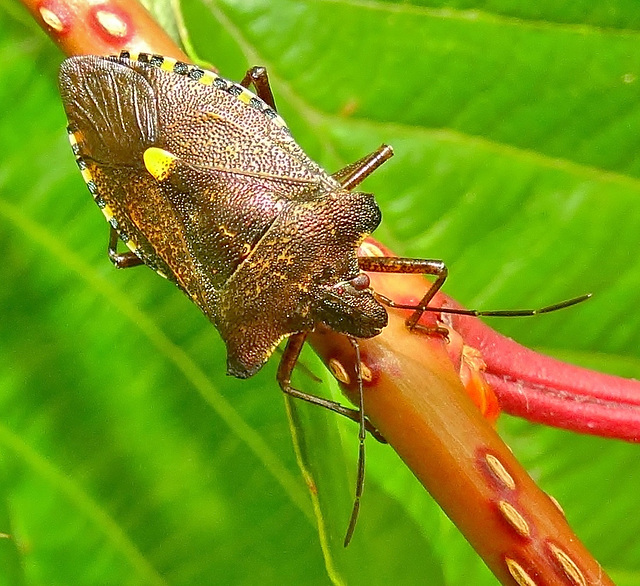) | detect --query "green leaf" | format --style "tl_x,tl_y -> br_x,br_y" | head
2,0 -> 640,584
